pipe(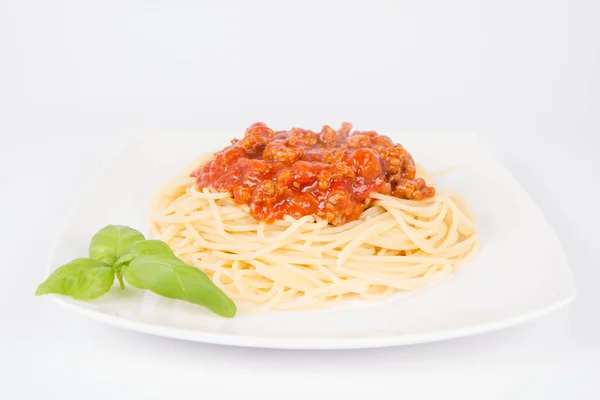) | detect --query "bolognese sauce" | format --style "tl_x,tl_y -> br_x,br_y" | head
191,123 -> 435,226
